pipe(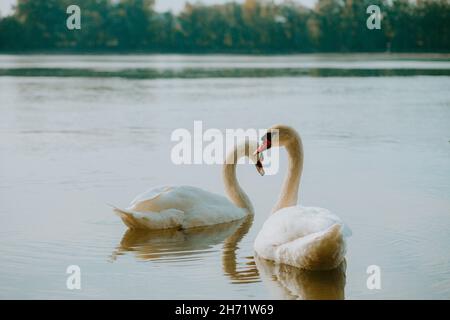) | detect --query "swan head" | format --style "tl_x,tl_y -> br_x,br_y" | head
227,139 -> 265,176
255,124 -> 297,154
